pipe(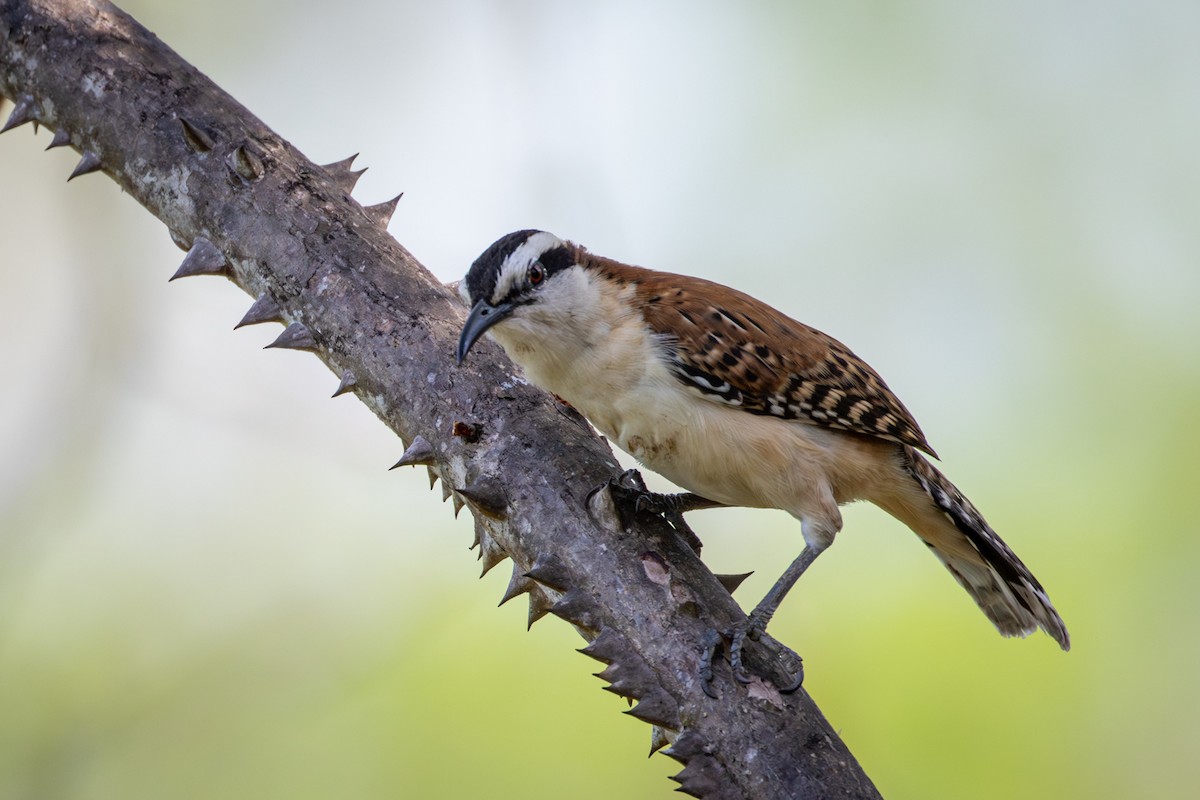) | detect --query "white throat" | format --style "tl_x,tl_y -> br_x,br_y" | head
486,267 -> 663,427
